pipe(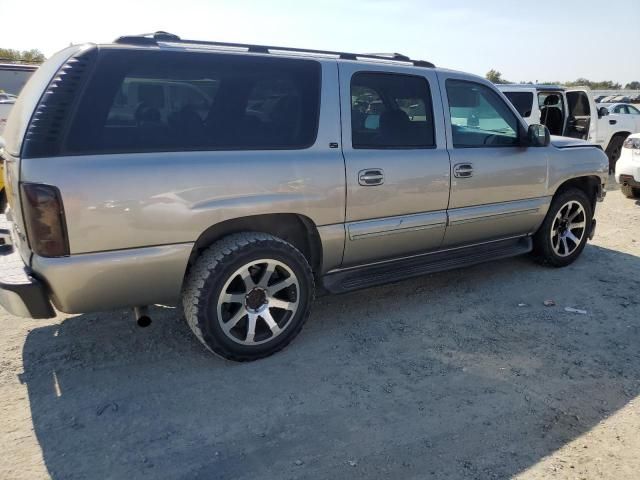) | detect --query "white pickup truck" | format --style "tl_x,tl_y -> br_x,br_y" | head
498,84 -> 638,171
